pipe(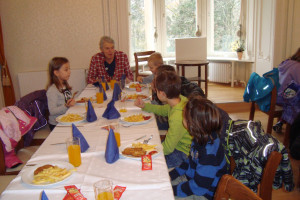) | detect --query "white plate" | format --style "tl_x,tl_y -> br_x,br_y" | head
125,93 -> 149,101
21,161 -> 75,187
56,113 -> 86,125
120,143 -> 162,160
120,114 -> 153,125
125,82 -> 146,91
